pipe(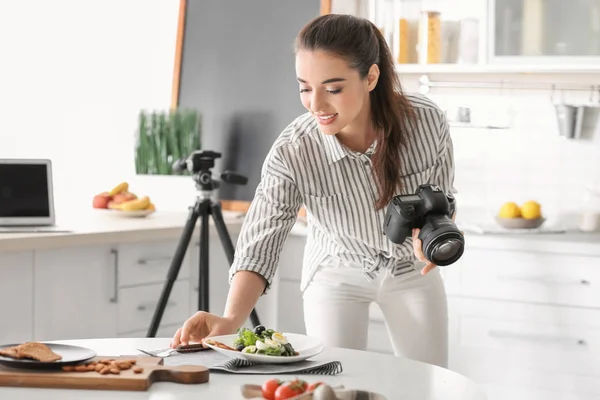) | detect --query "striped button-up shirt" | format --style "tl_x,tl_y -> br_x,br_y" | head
229,93 -> 456,292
